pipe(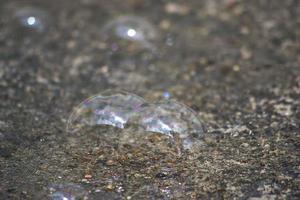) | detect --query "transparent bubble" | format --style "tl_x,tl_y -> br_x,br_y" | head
3,3 -> 50,34
102,16 -> 158,51
15,7 -> 48,33
129,181 -> 189,200
130,100 -> 204,150
101,16 -> 159,67
88,191 -> 121,200
36,183 -> 88,200
67,92 -> 204,151
129,185 -> 162,200
67,91 -> 146,132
